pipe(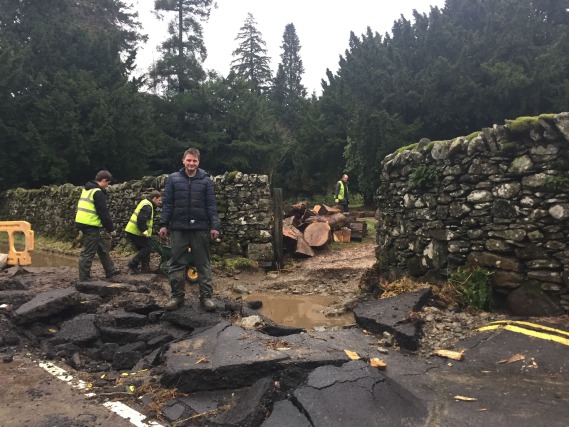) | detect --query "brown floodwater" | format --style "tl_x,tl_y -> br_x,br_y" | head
0,243 -> 77,268
243,293 -> 355,330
